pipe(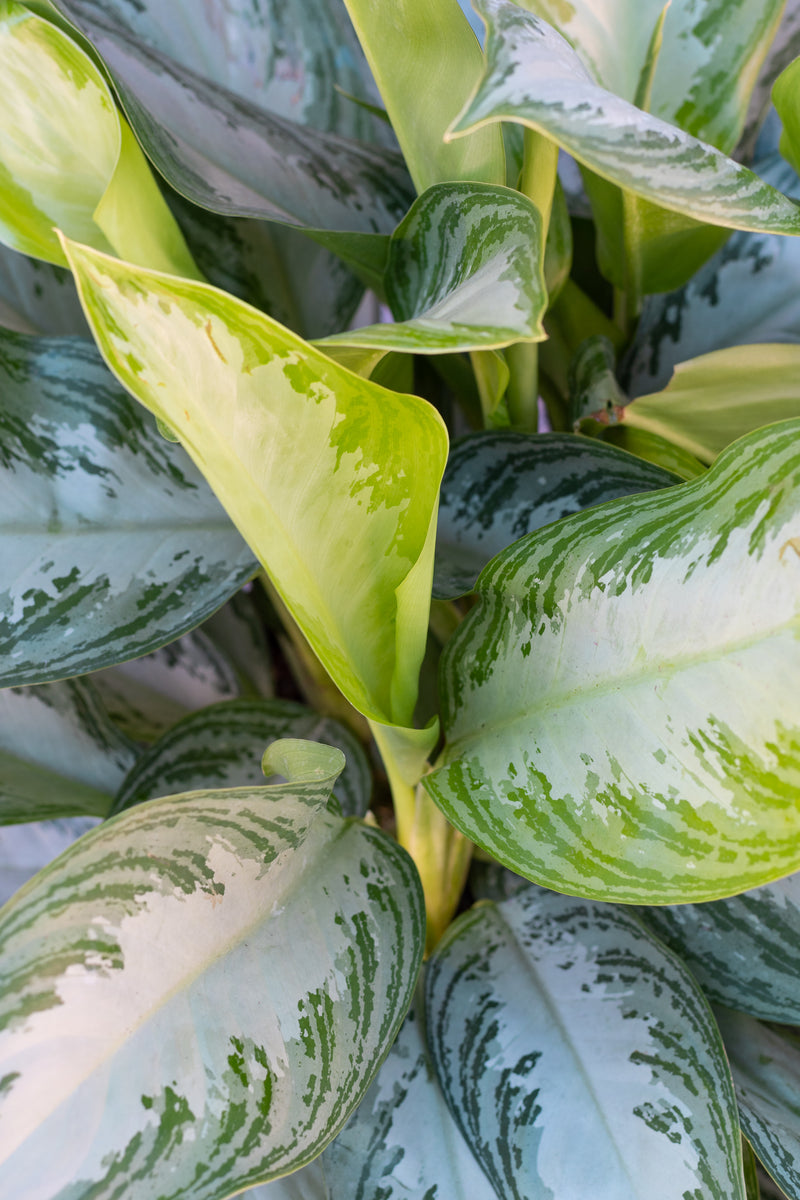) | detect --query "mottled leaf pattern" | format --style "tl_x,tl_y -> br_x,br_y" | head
0,331 -> 256,686
426,420 -> 800,903
112,698 -> 371,819
0,741 -> 425,1197
434,431 -> 679,598
426,887 -> 745,1199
